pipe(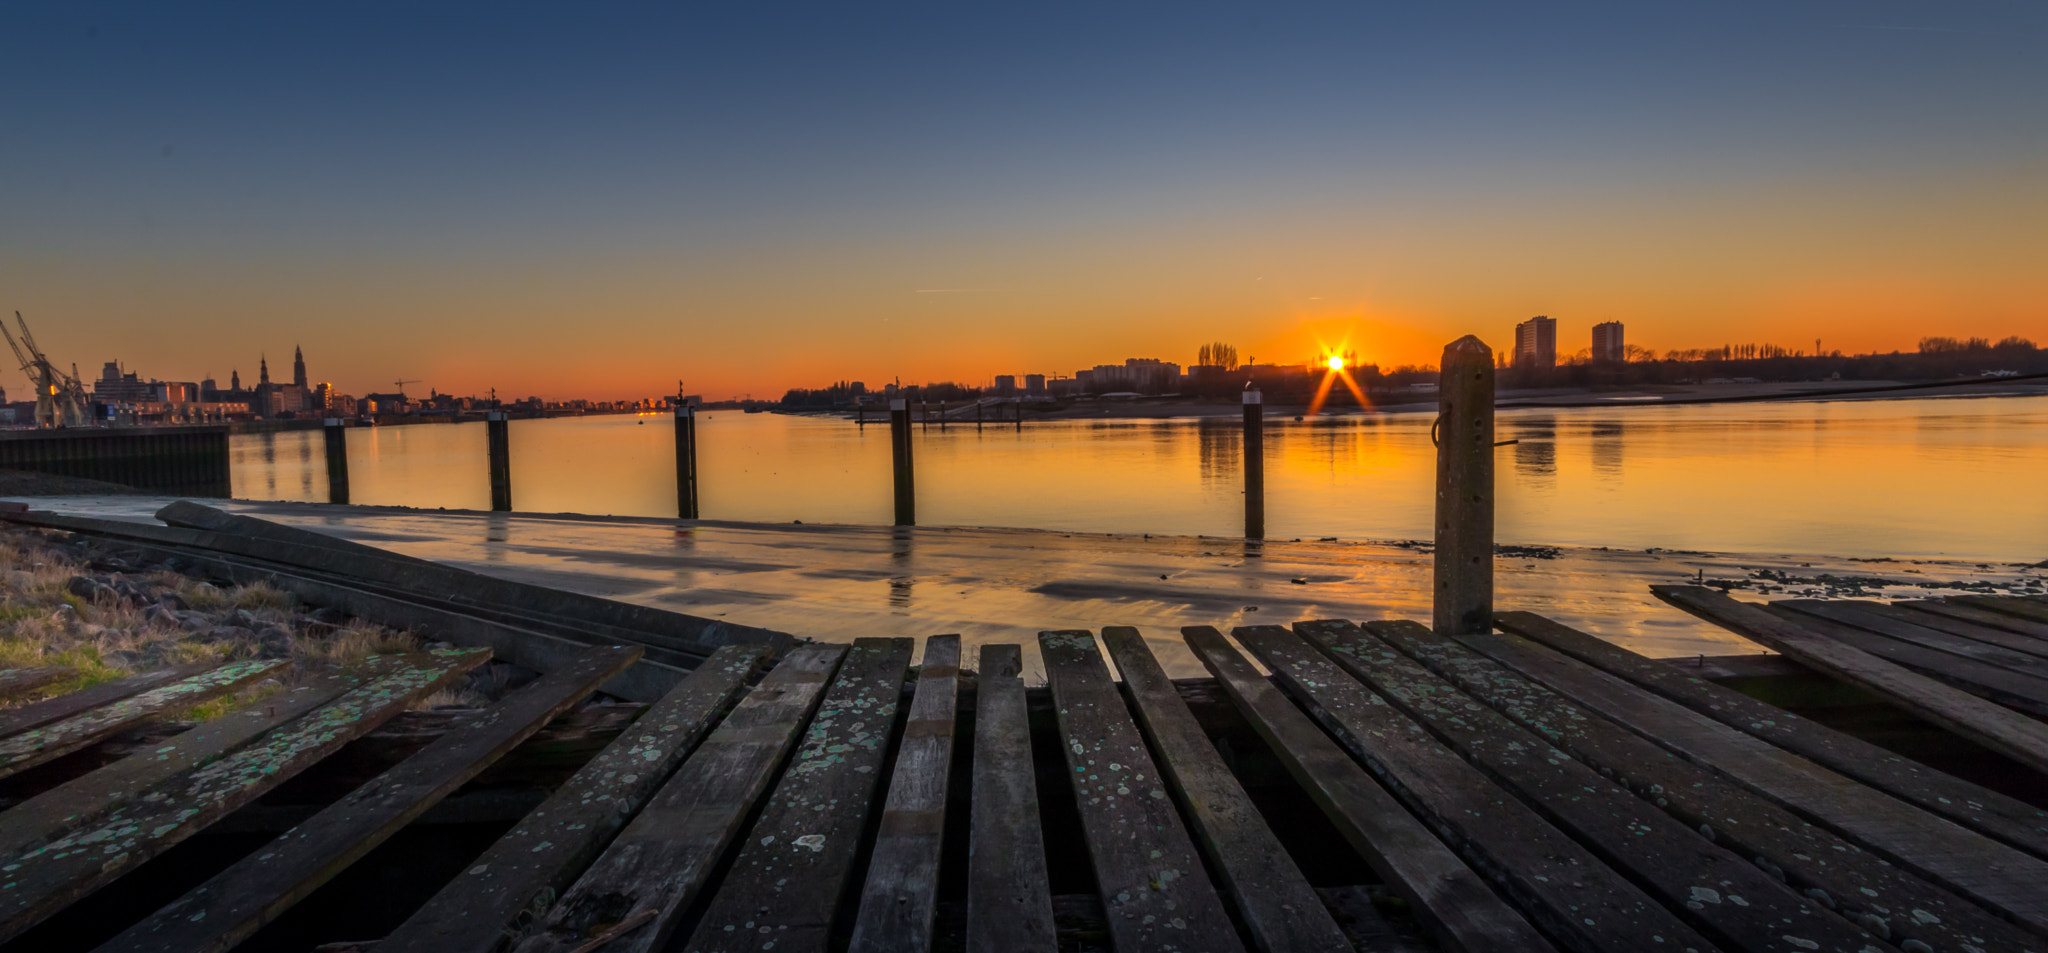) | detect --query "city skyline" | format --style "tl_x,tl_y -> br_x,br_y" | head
5,3 -> 2043,400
